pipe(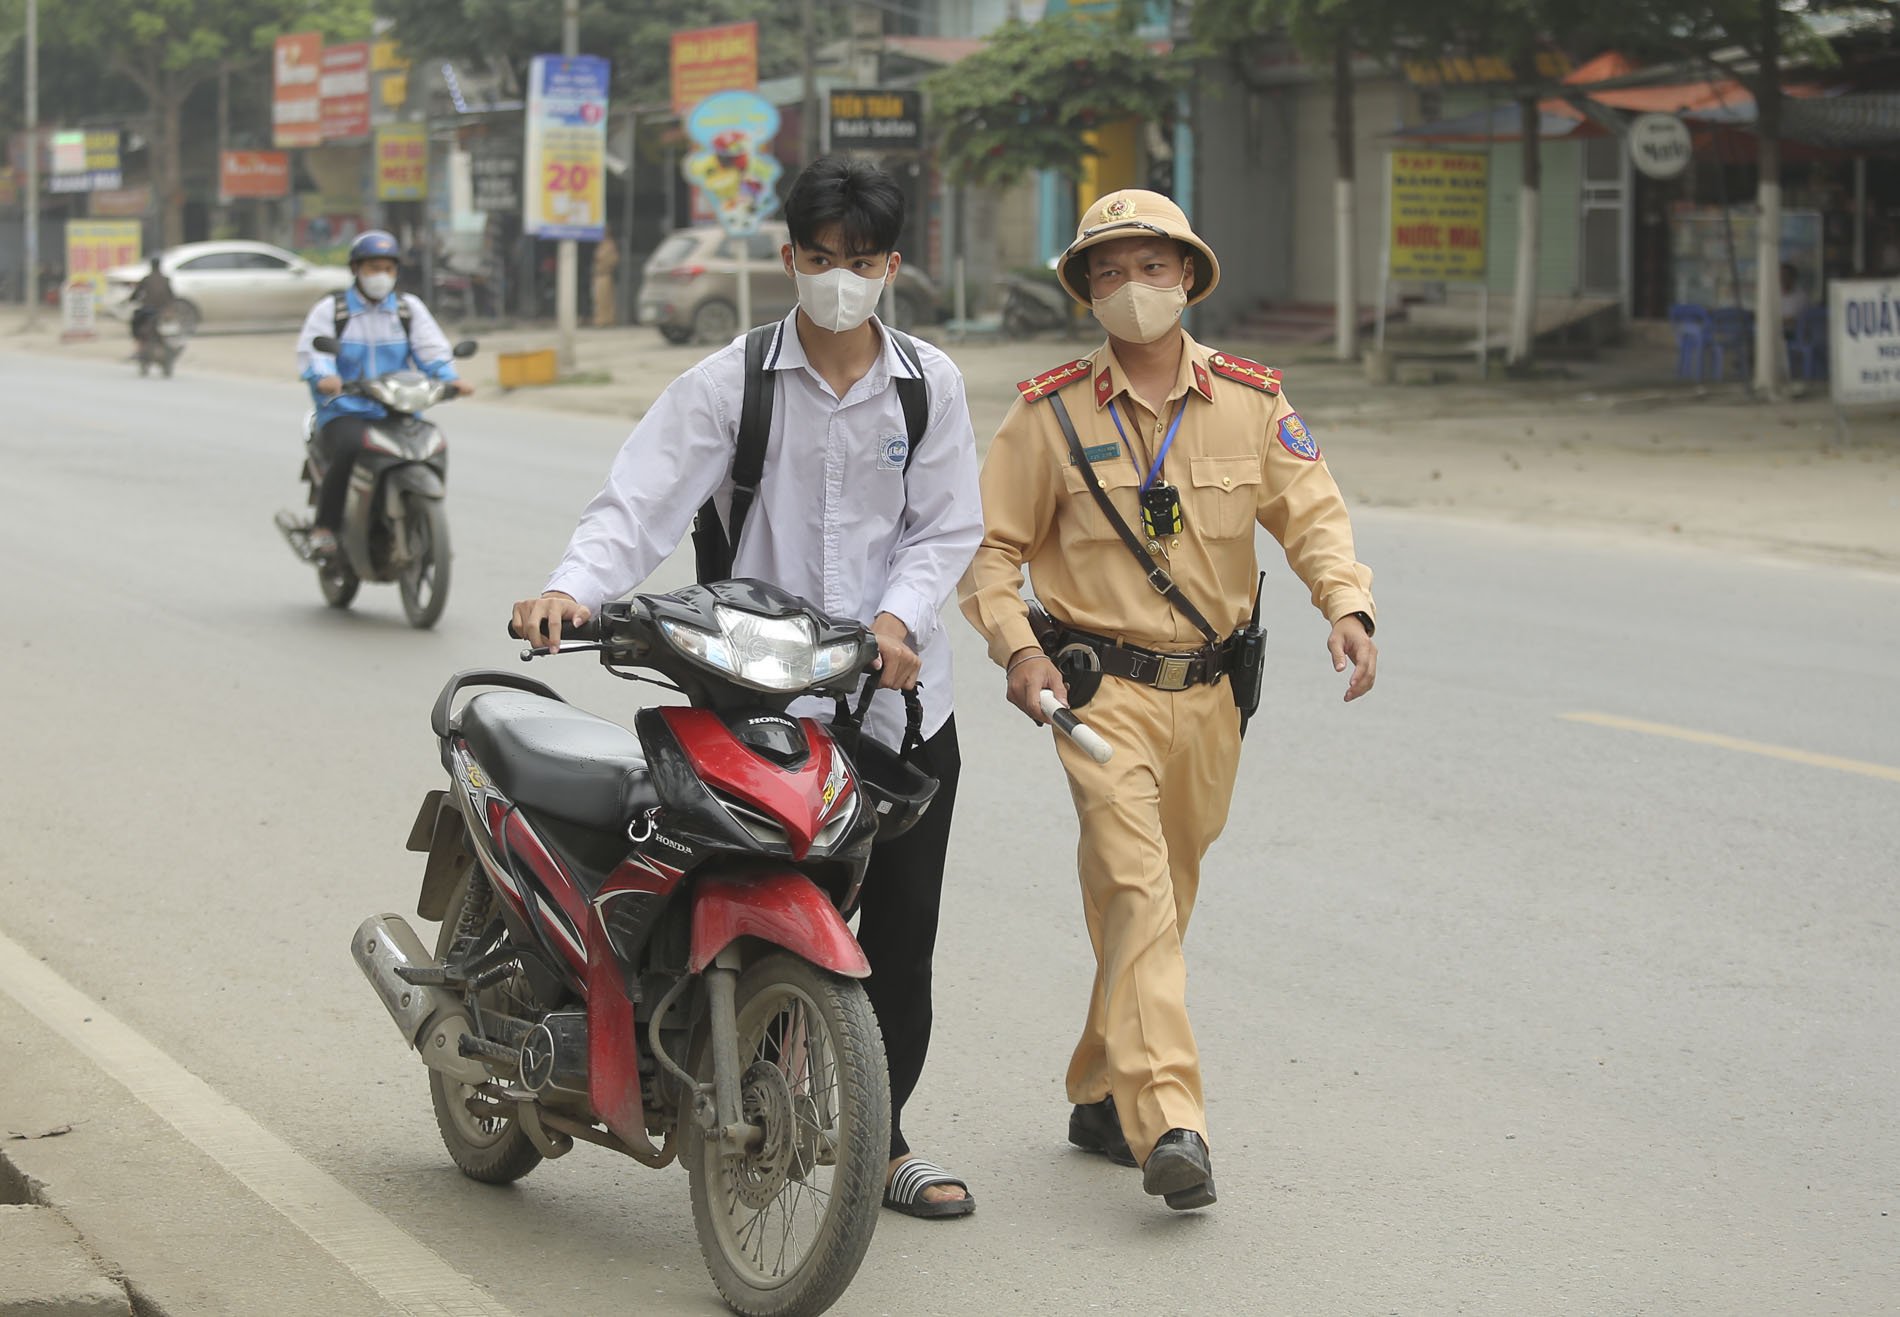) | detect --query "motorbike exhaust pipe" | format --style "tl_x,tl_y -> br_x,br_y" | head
351,914 -> 490,1087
